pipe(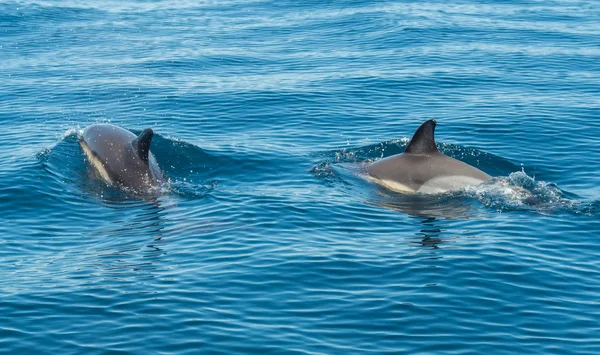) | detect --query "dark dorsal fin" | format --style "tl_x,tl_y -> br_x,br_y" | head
404,120 -> 439,155
132,128 -> 153,164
